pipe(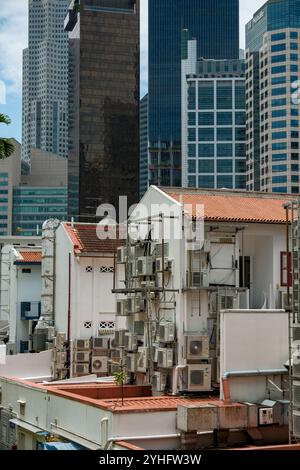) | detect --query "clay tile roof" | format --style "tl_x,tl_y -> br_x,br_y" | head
163,189 -> 294,224
64,223 -> 125,255
17,251 -> 42,264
